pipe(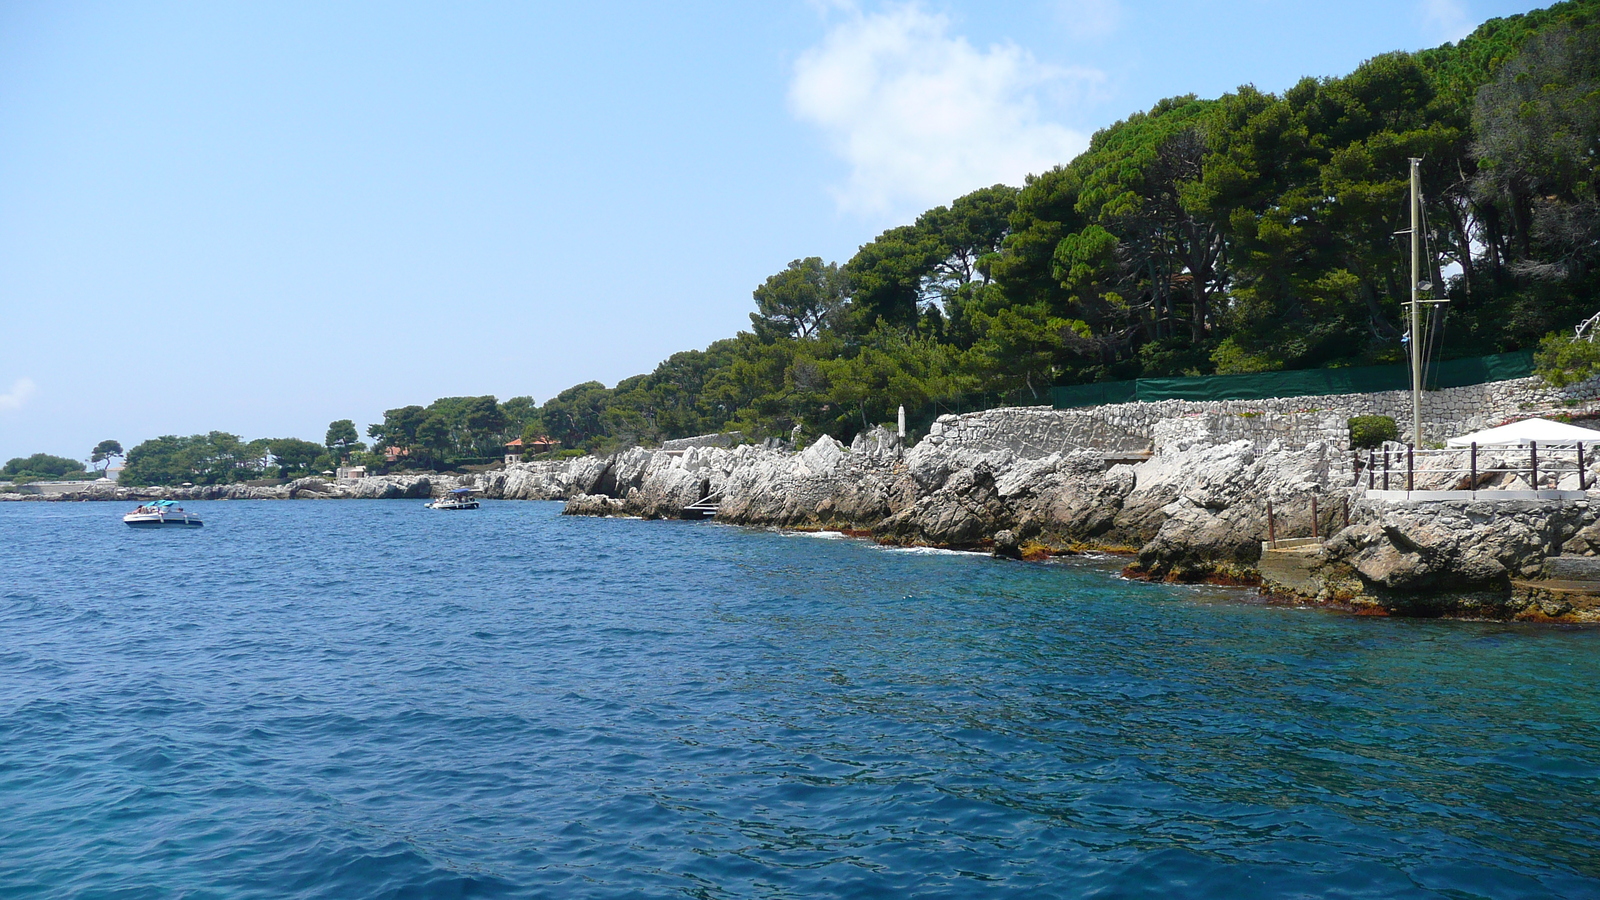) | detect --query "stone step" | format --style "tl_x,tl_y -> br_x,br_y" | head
1261,537 -> 1321,552
1514,579 -> 1600,596
1100,450 -> 1153,467
1543,555 -> 1600,583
